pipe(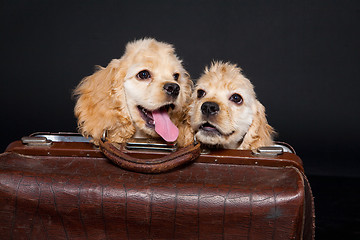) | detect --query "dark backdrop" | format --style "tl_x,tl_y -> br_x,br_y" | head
2,0 -> 359,177
1,0 -> 360,238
